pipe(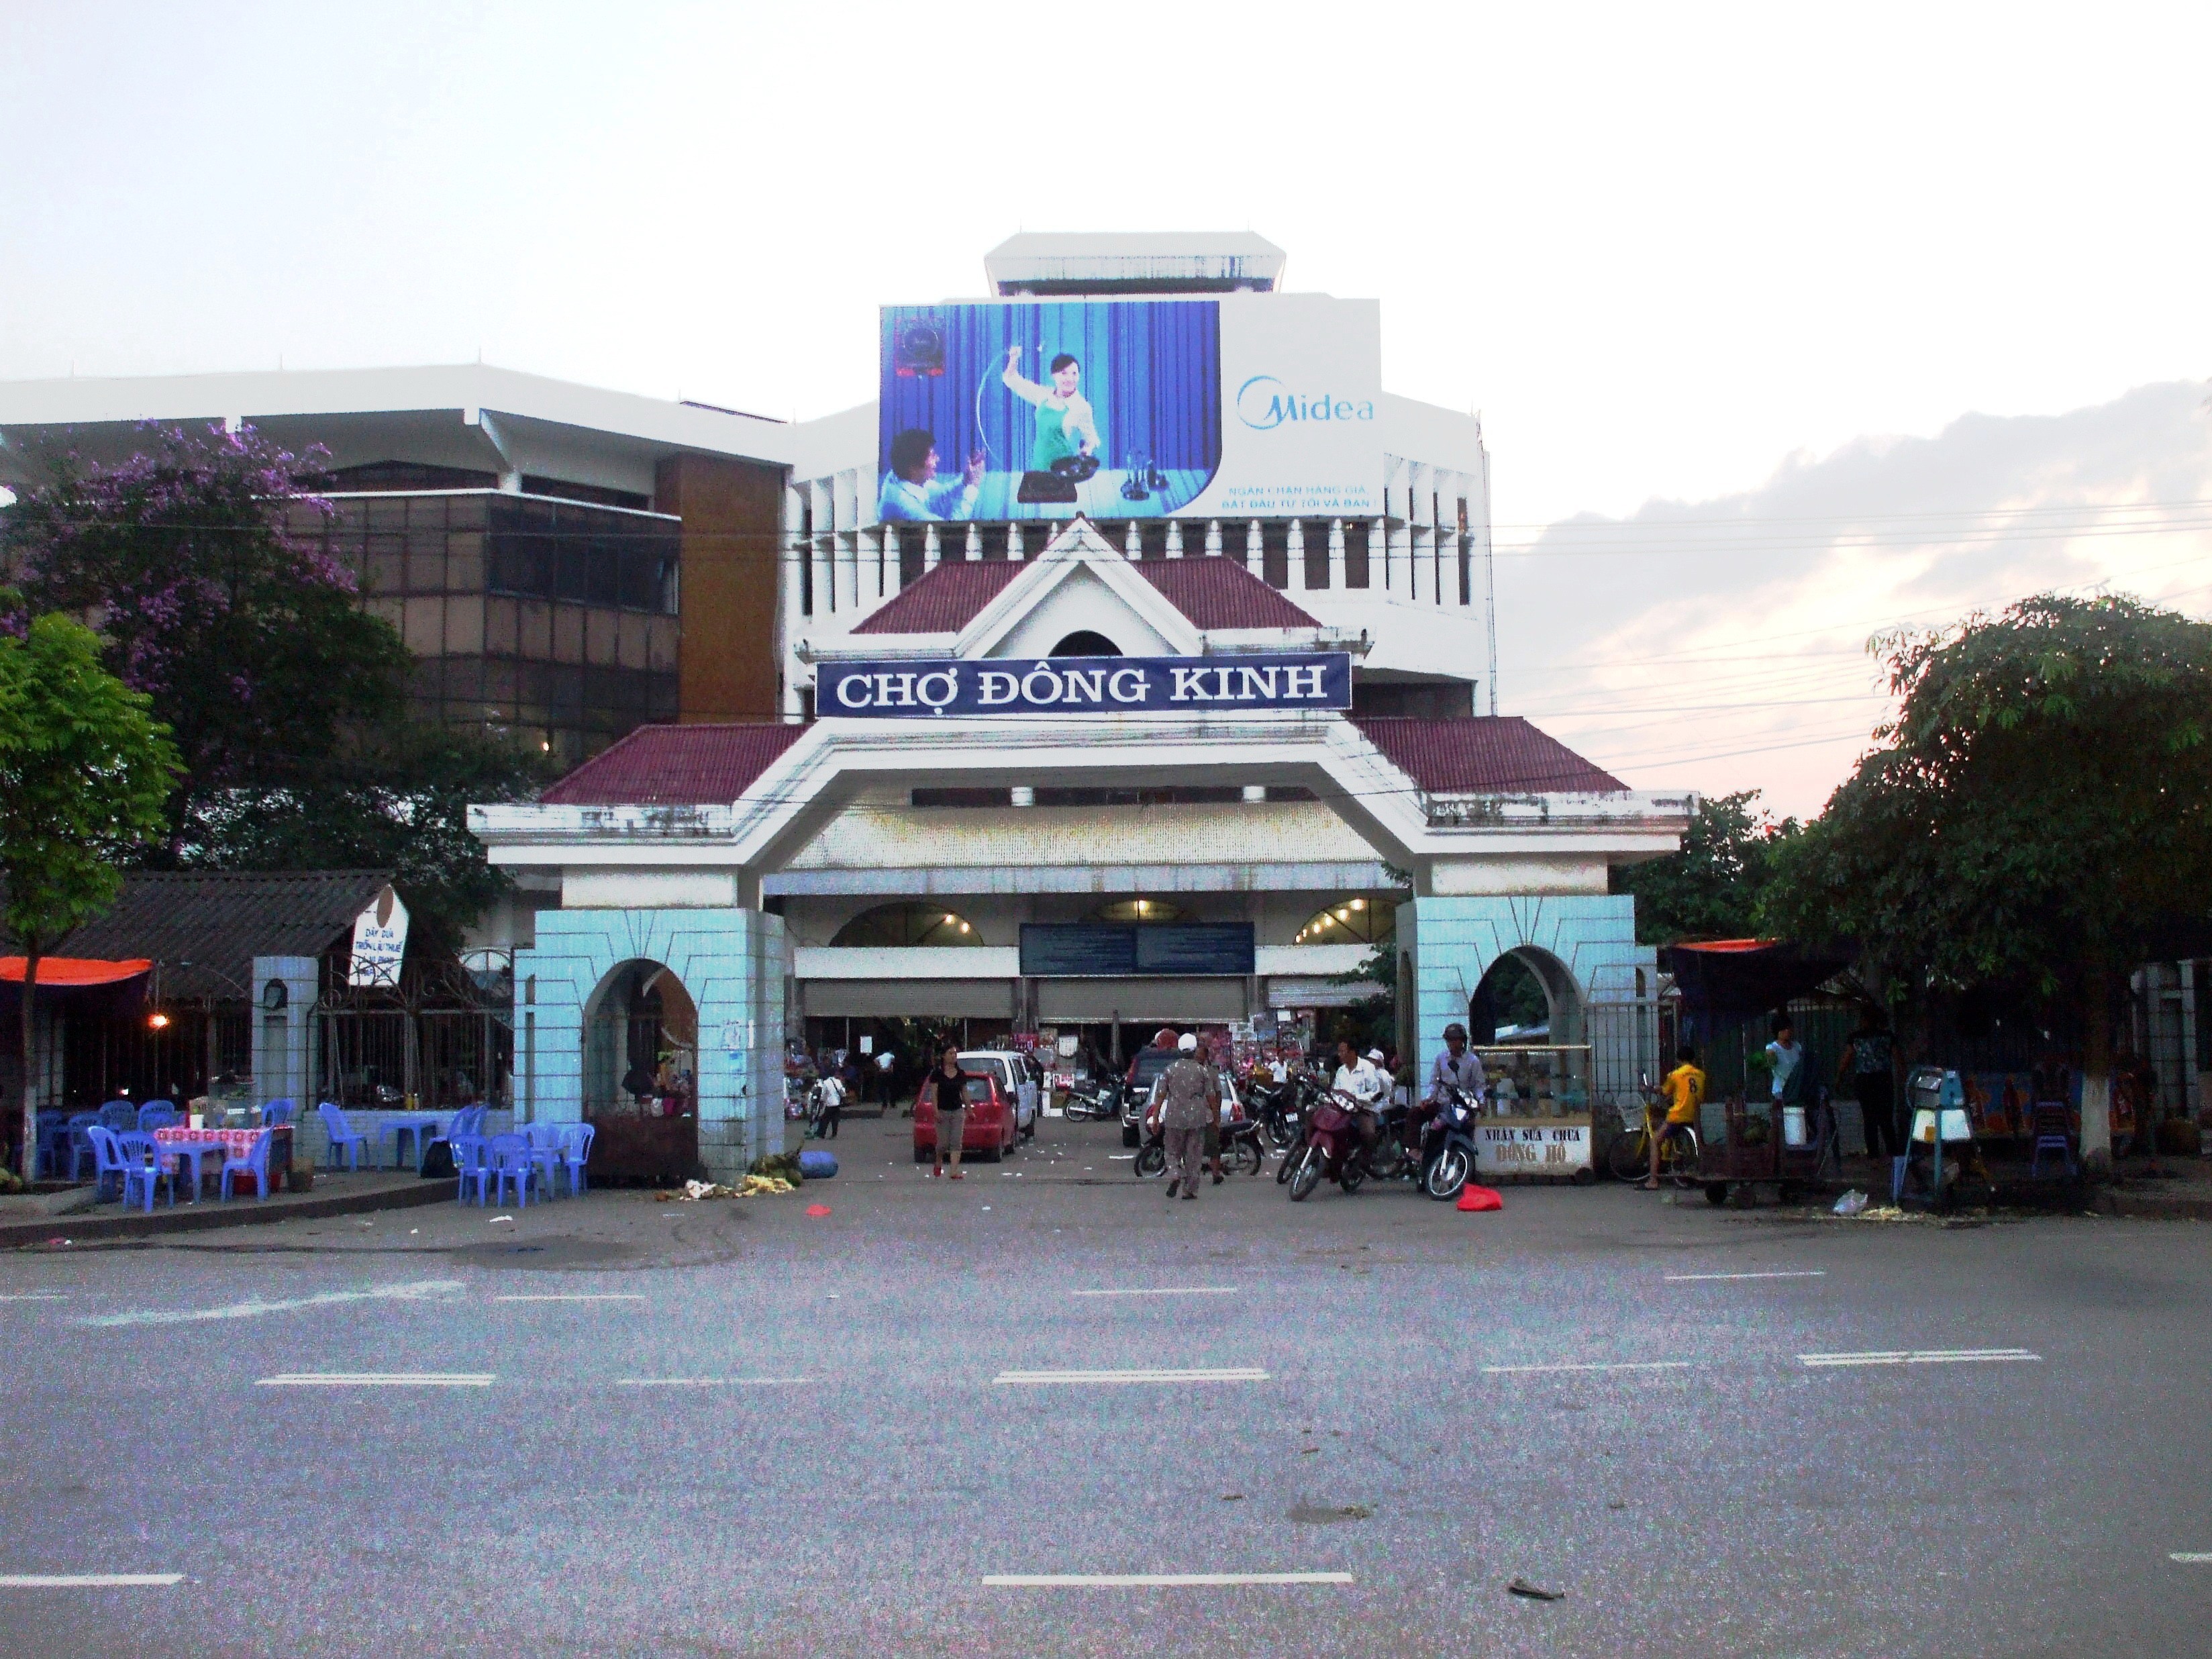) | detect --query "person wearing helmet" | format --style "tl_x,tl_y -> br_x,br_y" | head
1428,1022 -> 1487,1107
